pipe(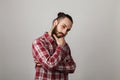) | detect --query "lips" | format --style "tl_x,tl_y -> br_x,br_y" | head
56,32 -> 65,38
59,34 -> 63,37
